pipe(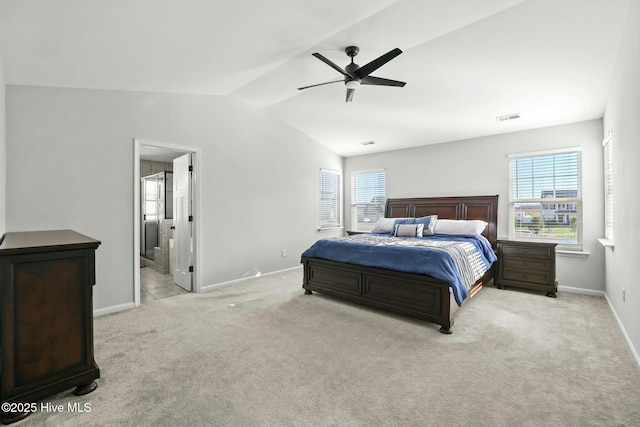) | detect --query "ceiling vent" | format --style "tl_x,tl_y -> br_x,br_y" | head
496,113 -> 521,122
360,140 -> 375,146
